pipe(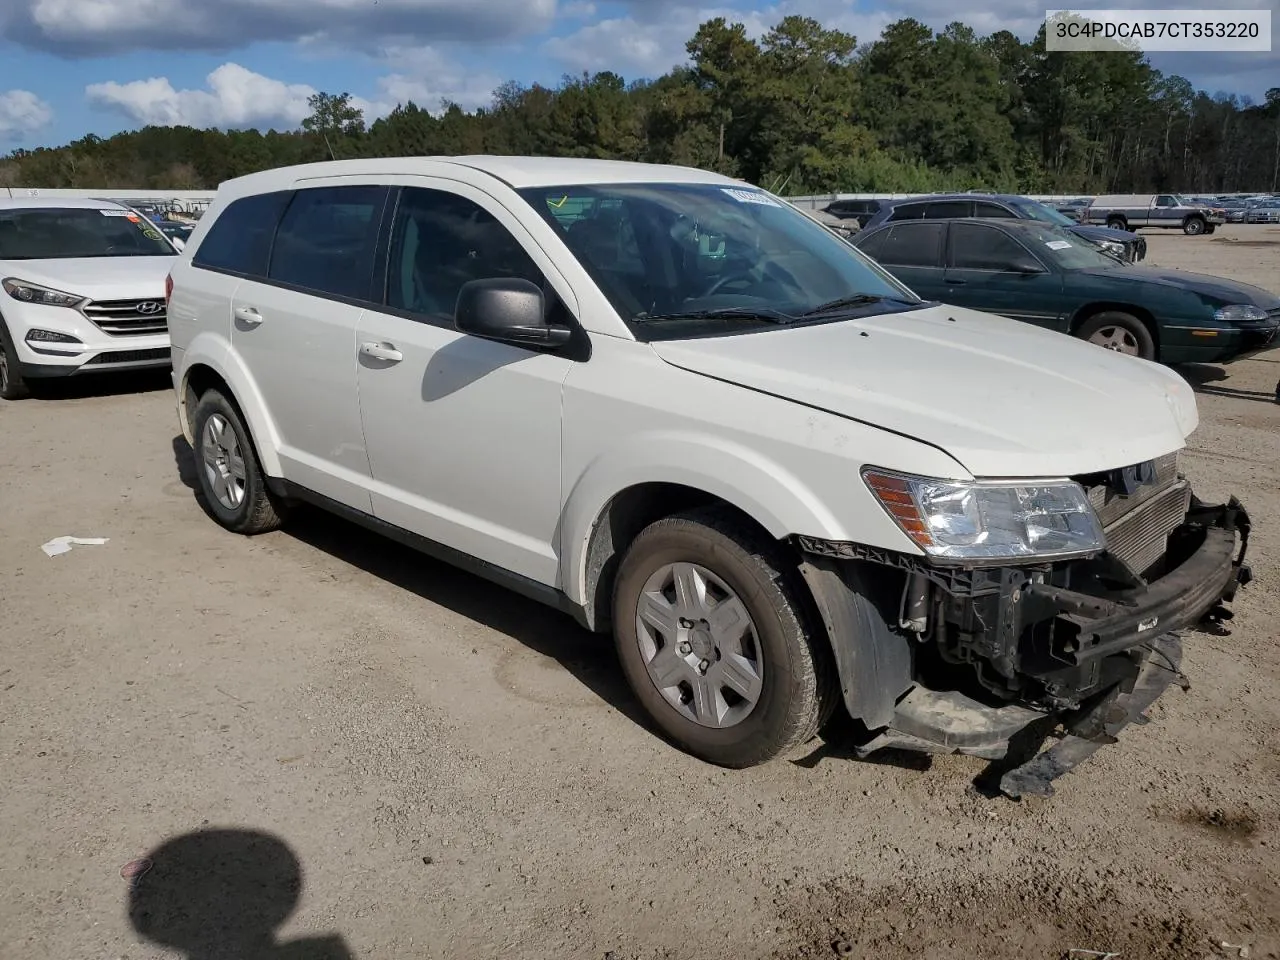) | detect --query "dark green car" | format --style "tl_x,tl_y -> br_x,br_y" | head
851,218 -> 1280,364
